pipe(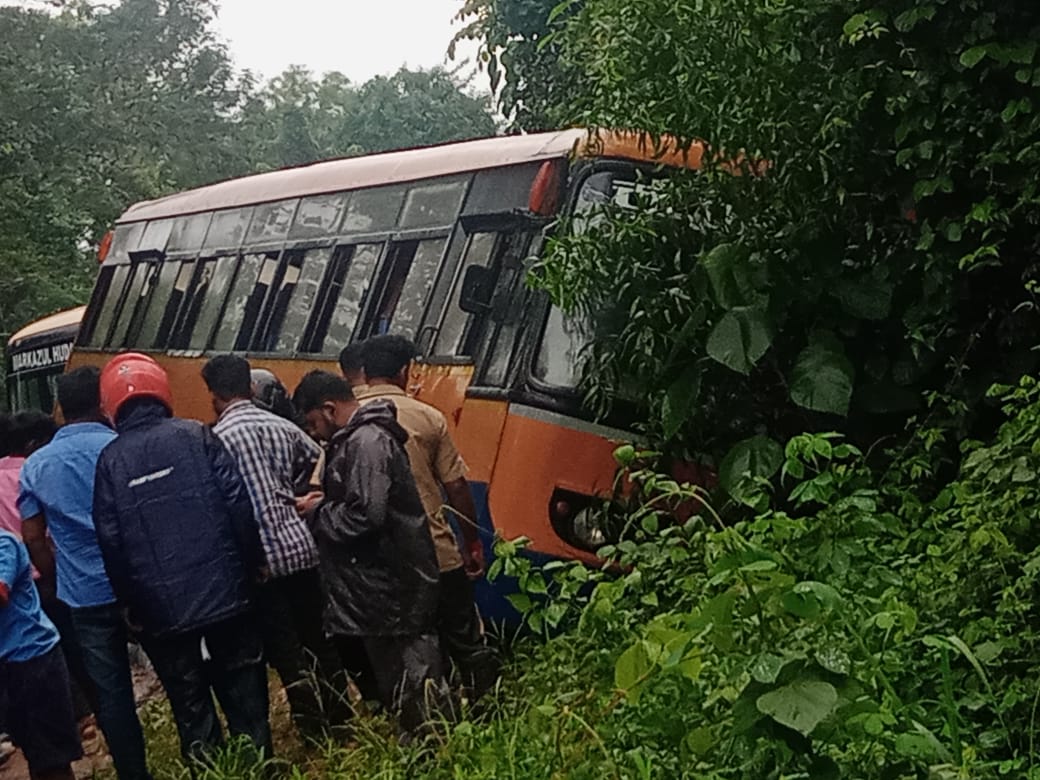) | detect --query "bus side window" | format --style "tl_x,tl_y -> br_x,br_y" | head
251,249 -> 305,352
211,252 -> 277,352
171,256 -> 237,350
107,263 -> 153,348
81,264 -> 131,348
148,261 -> 196,350
127,262 -> 181,349
361,239 -> 445,340
272,247 -> 334,354
309,243 -> 382,354
433,232 -> 498,357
